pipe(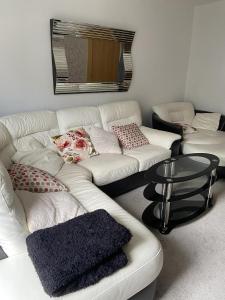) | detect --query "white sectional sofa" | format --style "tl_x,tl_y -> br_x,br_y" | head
0,100 -> 181,300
